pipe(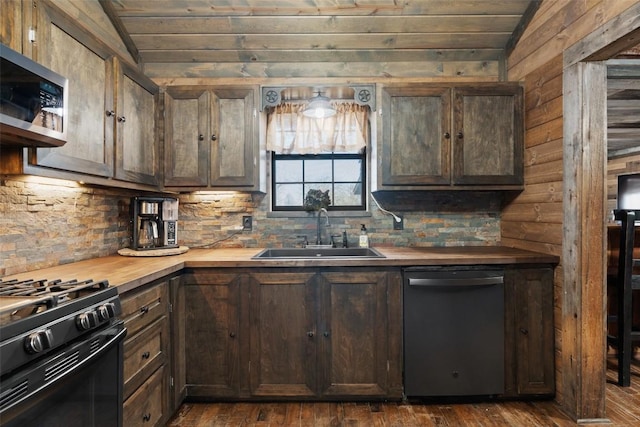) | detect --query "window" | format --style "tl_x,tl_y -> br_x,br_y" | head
272,150 -> 365,211
267,102 -> 369,212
